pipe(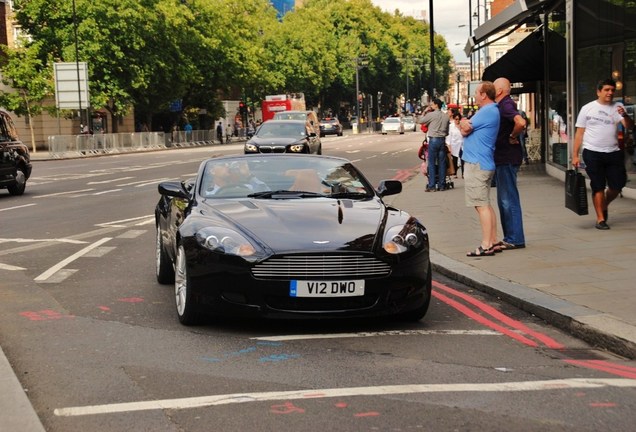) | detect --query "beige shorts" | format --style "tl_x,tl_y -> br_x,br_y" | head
464,162 -> 494,207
